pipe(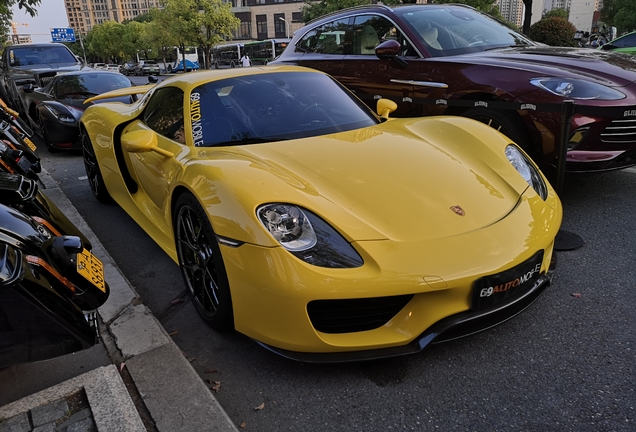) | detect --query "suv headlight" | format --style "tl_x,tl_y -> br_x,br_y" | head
505,145 -> 548,200
257,204 -> 363,268
530,77 -> 625,100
